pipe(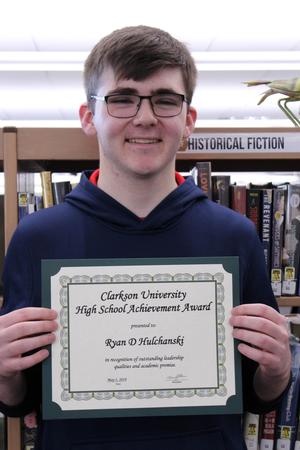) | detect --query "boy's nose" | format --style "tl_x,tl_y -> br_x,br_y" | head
133,98 -> 158,125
